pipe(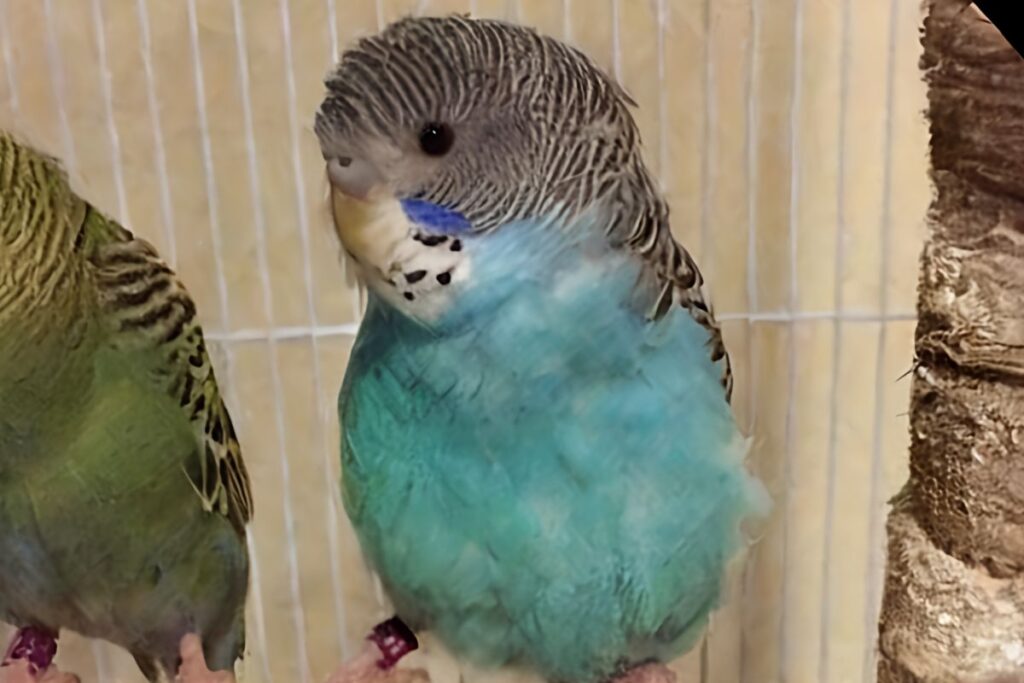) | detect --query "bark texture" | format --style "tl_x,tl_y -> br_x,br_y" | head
876,2 -> 1024,682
